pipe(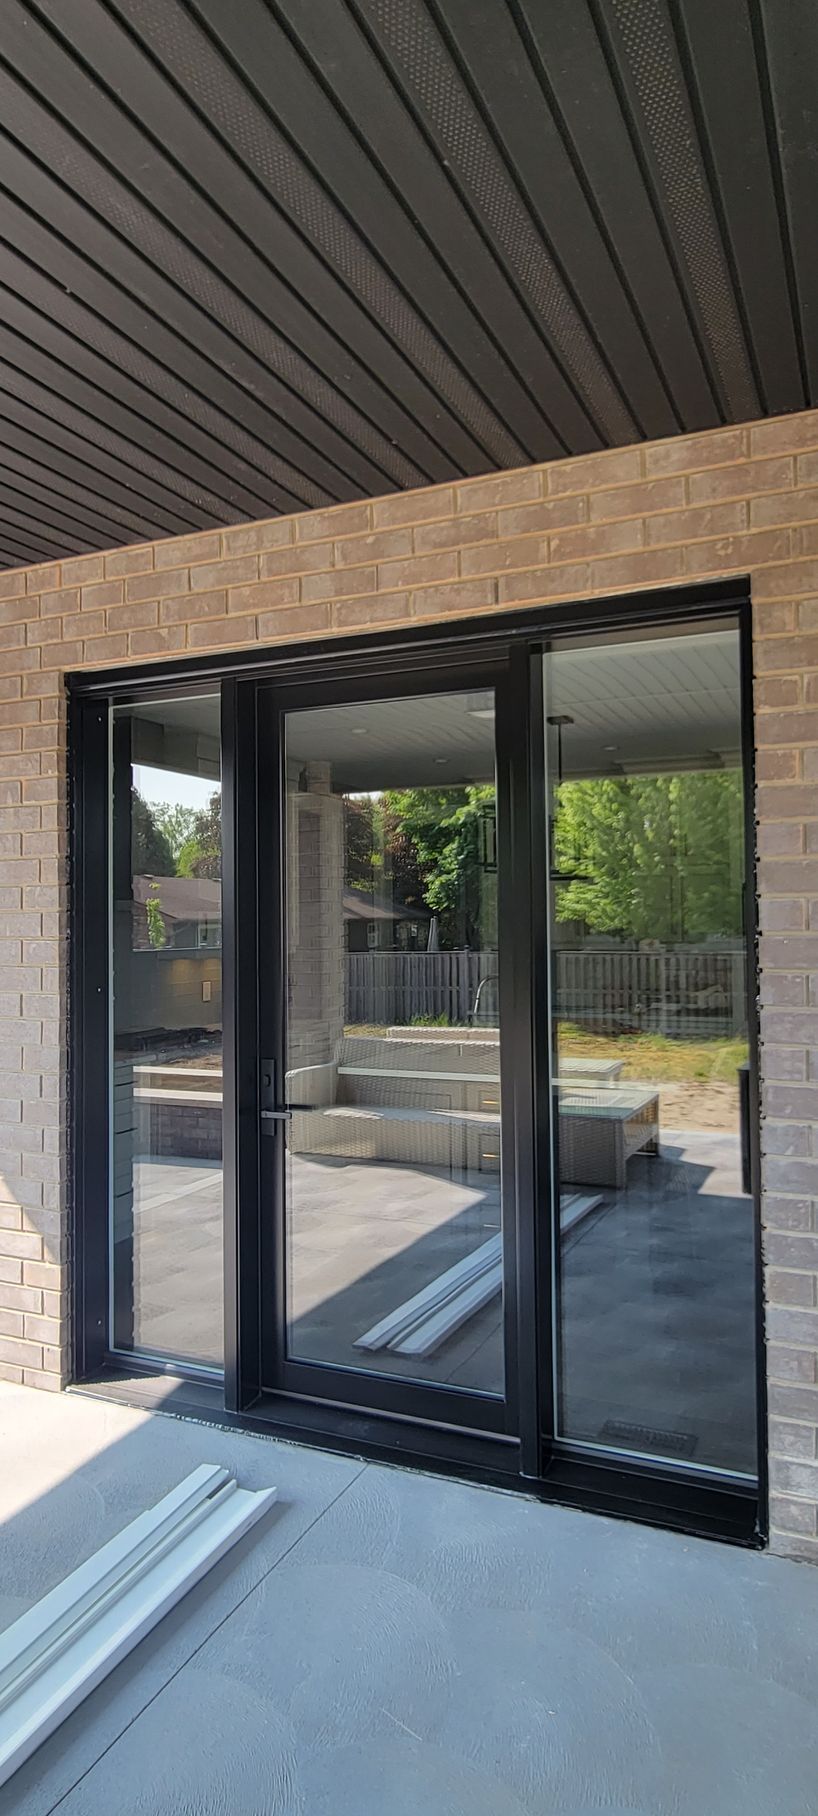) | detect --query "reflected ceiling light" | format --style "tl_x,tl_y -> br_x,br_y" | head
546,713 -> 574,785
351,727 -> 369,735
